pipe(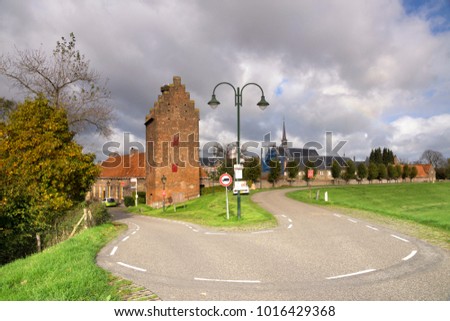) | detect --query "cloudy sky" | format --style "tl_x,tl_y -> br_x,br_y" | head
1,0 -> 449,162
